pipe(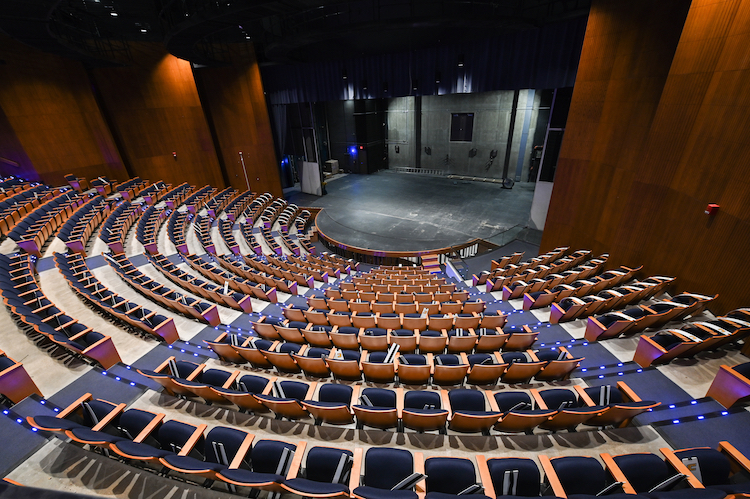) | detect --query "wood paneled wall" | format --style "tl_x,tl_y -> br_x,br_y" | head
0,35 -> 125,186
90,44 -> 224,189
0,38 -> 282,194
193,45 -> 282,197
542,0 -> 750,314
